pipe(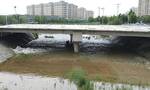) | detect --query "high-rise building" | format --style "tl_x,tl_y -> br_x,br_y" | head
27,5 -> 35,16
77,7 -> 87,20
43,3 -> 54,16
27,1 -> 94,20
34,4 -> 44,16
86,11 -> 94,19
53,1 -> 69,18
68,4 -> 78,19
138,0 -> 150,16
